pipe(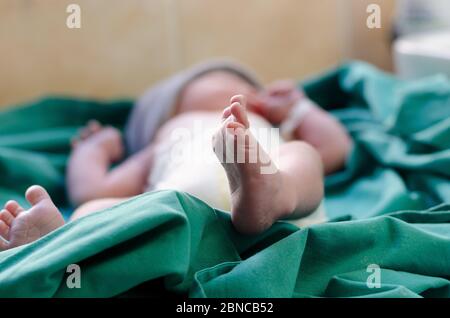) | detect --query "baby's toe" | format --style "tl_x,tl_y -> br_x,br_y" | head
0,236 -> 8,250
5,200 -> 24,216
0,220 -> 9,240
230,95 -> 246,105
222,106 -> 232,121
0,209 -> 15,226
25,185 -> 51,206
230,102 -> 249,128
226,121 -> 246,132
